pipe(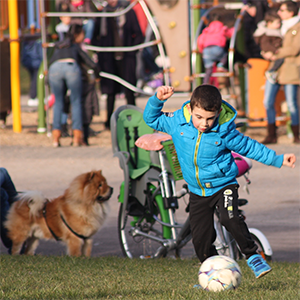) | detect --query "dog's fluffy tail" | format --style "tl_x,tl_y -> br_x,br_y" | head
16,191 -> 47,217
